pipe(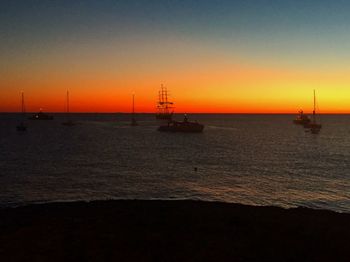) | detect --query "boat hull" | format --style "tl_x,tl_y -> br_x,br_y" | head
158,121 -> 204,133
29,113 -> 54,120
